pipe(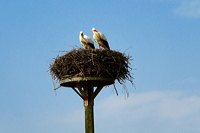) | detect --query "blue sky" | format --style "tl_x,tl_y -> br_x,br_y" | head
0,0 -> 200,132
